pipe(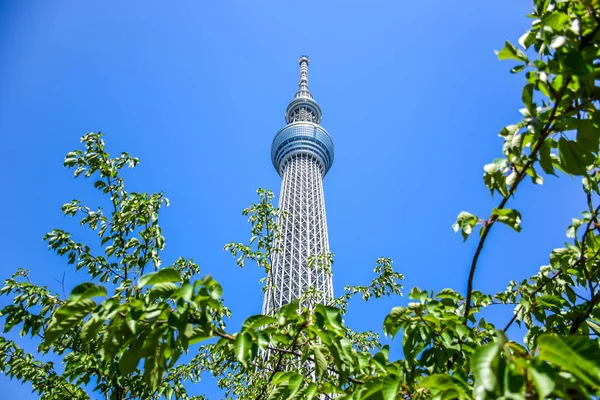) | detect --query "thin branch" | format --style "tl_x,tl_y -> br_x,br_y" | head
464,77 -> 573,323
575,193 -> 600,333
502,269 -> 560,332
211,328 -> 364,388
570,291 -> 600,334
139,217 -> 151,281
77,245 -> 125,280
2,347 -> 82,398
504,217 -> 600,332
264,345 -> 364,385
580,11 -> 600,50
53,271 -> 66,299
574,292 -> 591,303
265,207 -> 277,313
256,324 -> 305,400
212,329 -> 235,341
